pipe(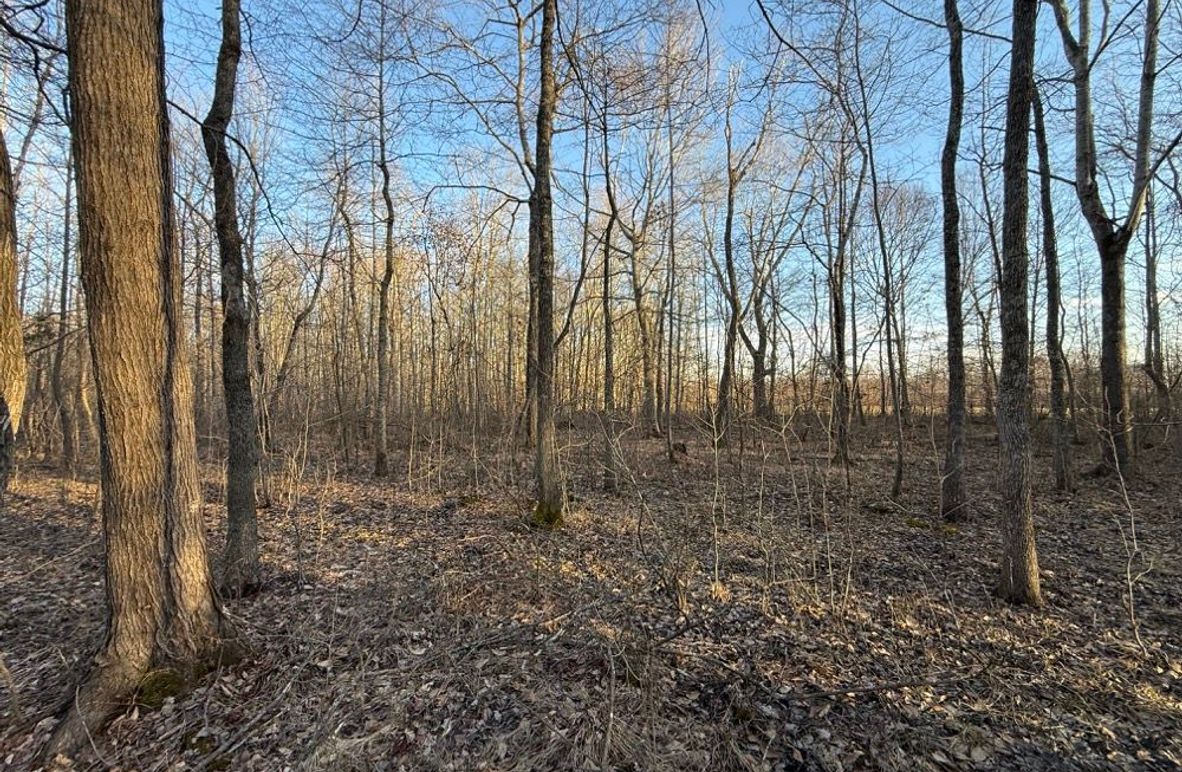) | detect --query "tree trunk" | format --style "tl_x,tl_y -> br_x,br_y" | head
996,0 -> 1042,606
715,183 -> 739,441
602,157 -> 618,492
830,157 -> 865,465
374,1 -> 397,478
202,0 -> 260,595
0,134 -> 27,493
530,0 -> 562,526
52,161 -> 77,474
855,38 -> 904,499
939,0 -> 967,520
1033,87 -> 1072,492
1048,0 -> 1162,475
47,0 -> 230,756
1141,186 -> 1168,431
